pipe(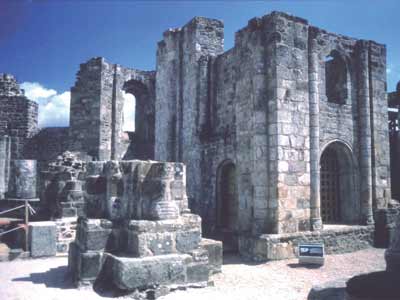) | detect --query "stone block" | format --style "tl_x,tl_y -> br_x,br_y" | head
186,261 -> 209,283
199,238 -> 223,274
176,230 -> 201,253
80,252 -> 104,281
68,242 -> 104,285
126,231 -> 175,257
107,253 -> 189,290
76,218 -> 112,251
29,221 -> 56,257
